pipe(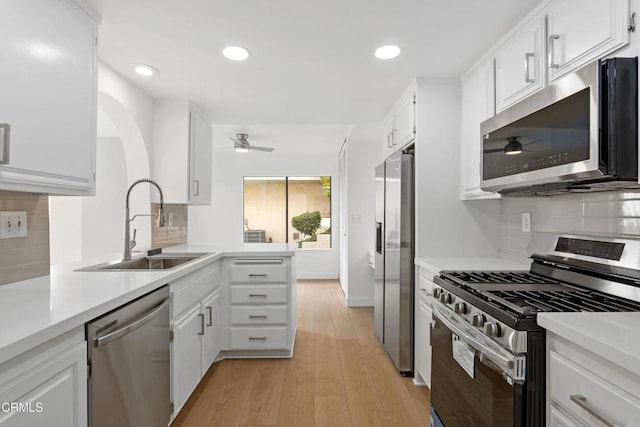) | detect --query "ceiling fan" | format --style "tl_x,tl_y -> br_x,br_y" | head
484,136 -> 542,156
227,133 -> 275,153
